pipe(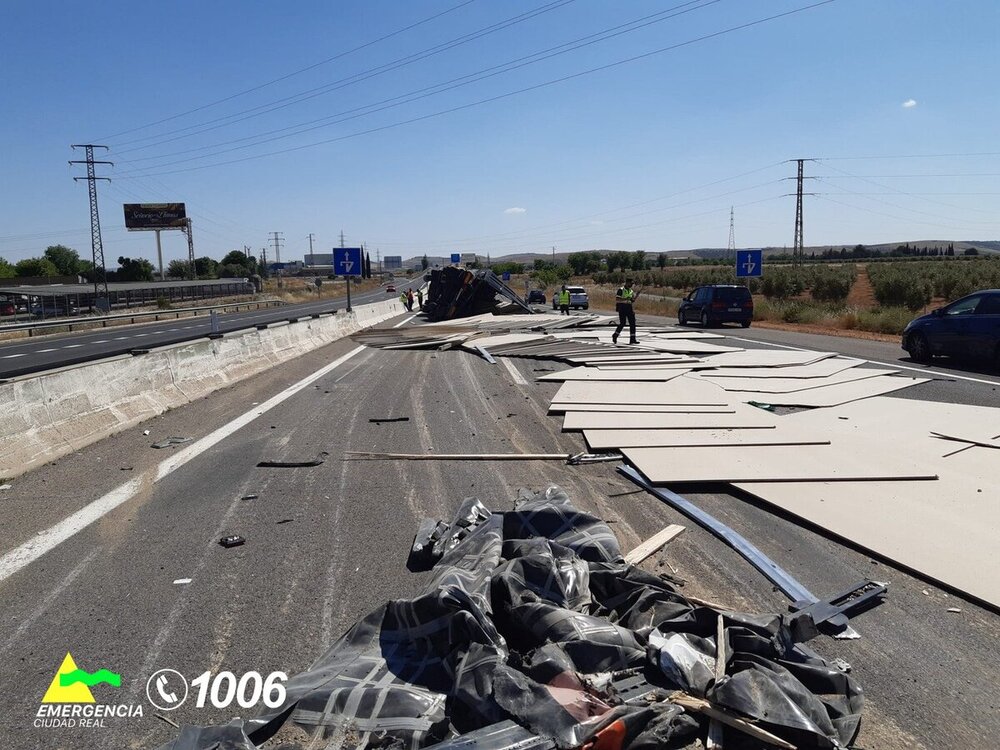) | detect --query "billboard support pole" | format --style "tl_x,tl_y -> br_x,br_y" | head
346,276 -> 352,313
155,229 -> 164,281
